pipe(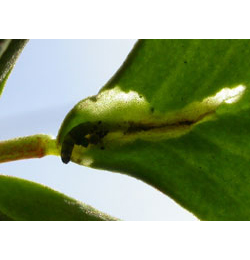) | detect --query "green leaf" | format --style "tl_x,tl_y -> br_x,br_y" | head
0,175 -> 117,220
58,40 -> 250,220
0,39 -> 28,97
